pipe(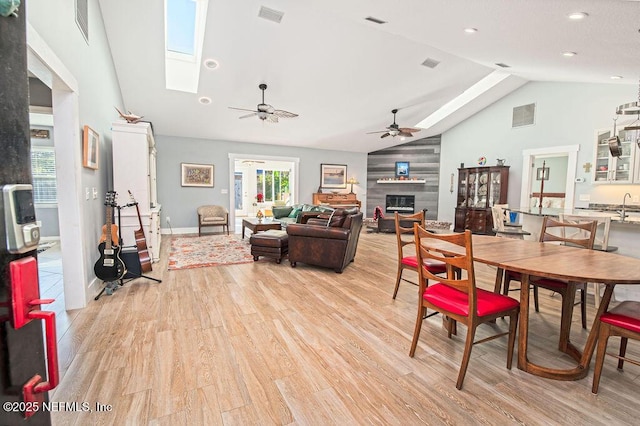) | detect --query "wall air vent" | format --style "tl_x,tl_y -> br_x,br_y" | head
421,58 -> 440,69
365,16 -> 387,24
258,6 -> 284,23
495,62 -> 511,68
76,0 -> 89,43
512,103 -> 536,128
